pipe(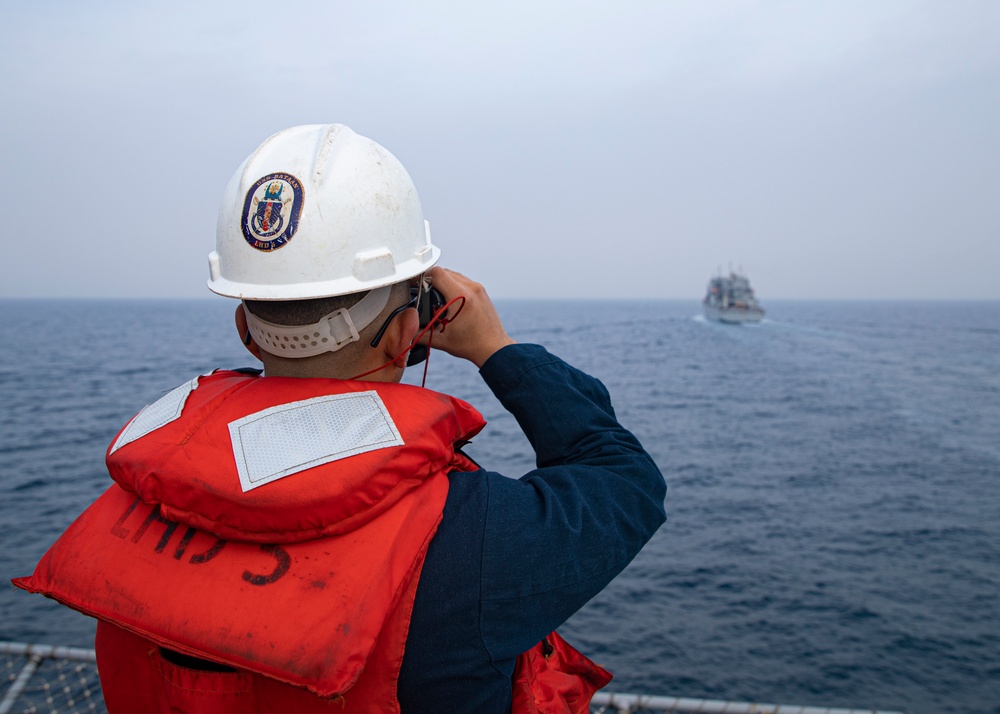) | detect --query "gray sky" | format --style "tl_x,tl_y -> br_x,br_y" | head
3,1 -> 998,300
